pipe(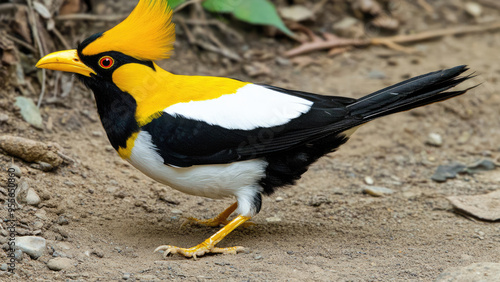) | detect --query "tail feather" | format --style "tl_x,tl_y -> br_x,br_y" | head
347,65 -> 473,121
